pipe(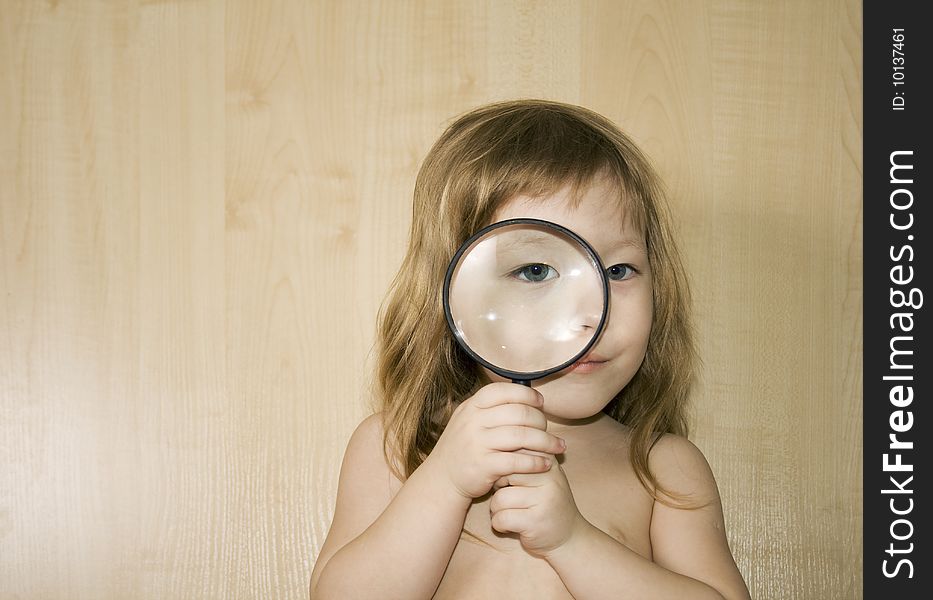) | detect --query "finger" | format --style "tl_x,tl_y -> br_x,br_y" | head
488,451 -> 551,476
480,402 -> 547,431
490,508 -> 529,535
489,485 -> 534,513
513,448 -> 552,458
471,382 -> 543,410
492,469 -> 549,490
487,426 -> 565,455
492,475 -> 509,491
